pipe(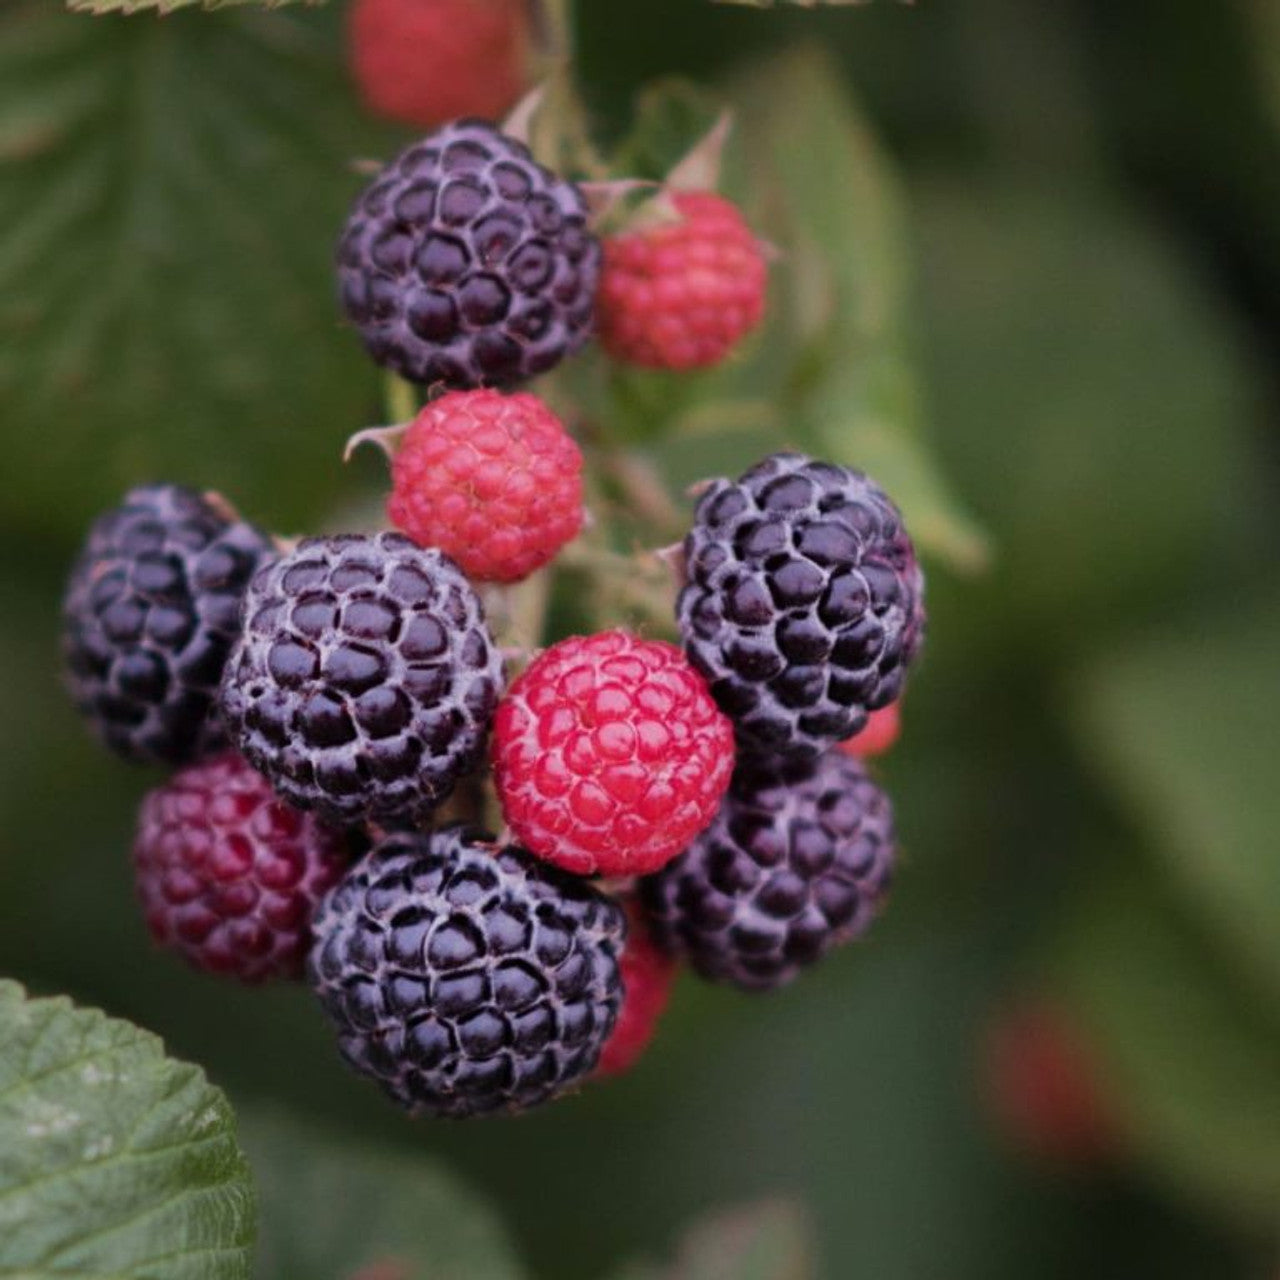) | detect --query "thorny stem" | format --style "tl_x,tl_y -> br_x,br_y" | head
557,541 -> 679,633
597,450 -> 687,541
539,0 -> 573,61
528,0 -> 608,179
485,572 -> 552,661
